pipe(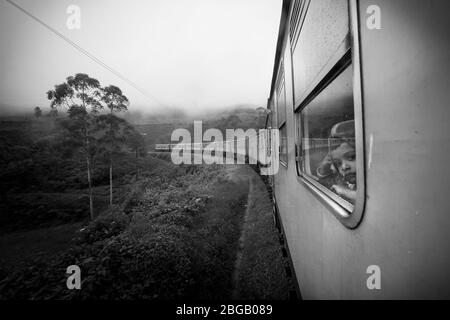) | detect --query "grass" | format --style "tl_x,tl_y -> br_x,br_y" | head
232,166 -> 291,299
0,158 -> 252,299
0,222 -> 84,272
